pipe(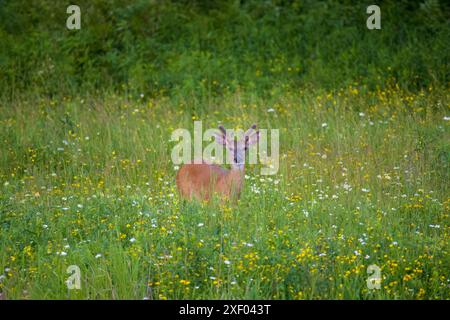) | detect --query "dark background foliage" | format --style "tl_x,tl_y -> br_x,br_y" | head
0,0 -> 448,99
